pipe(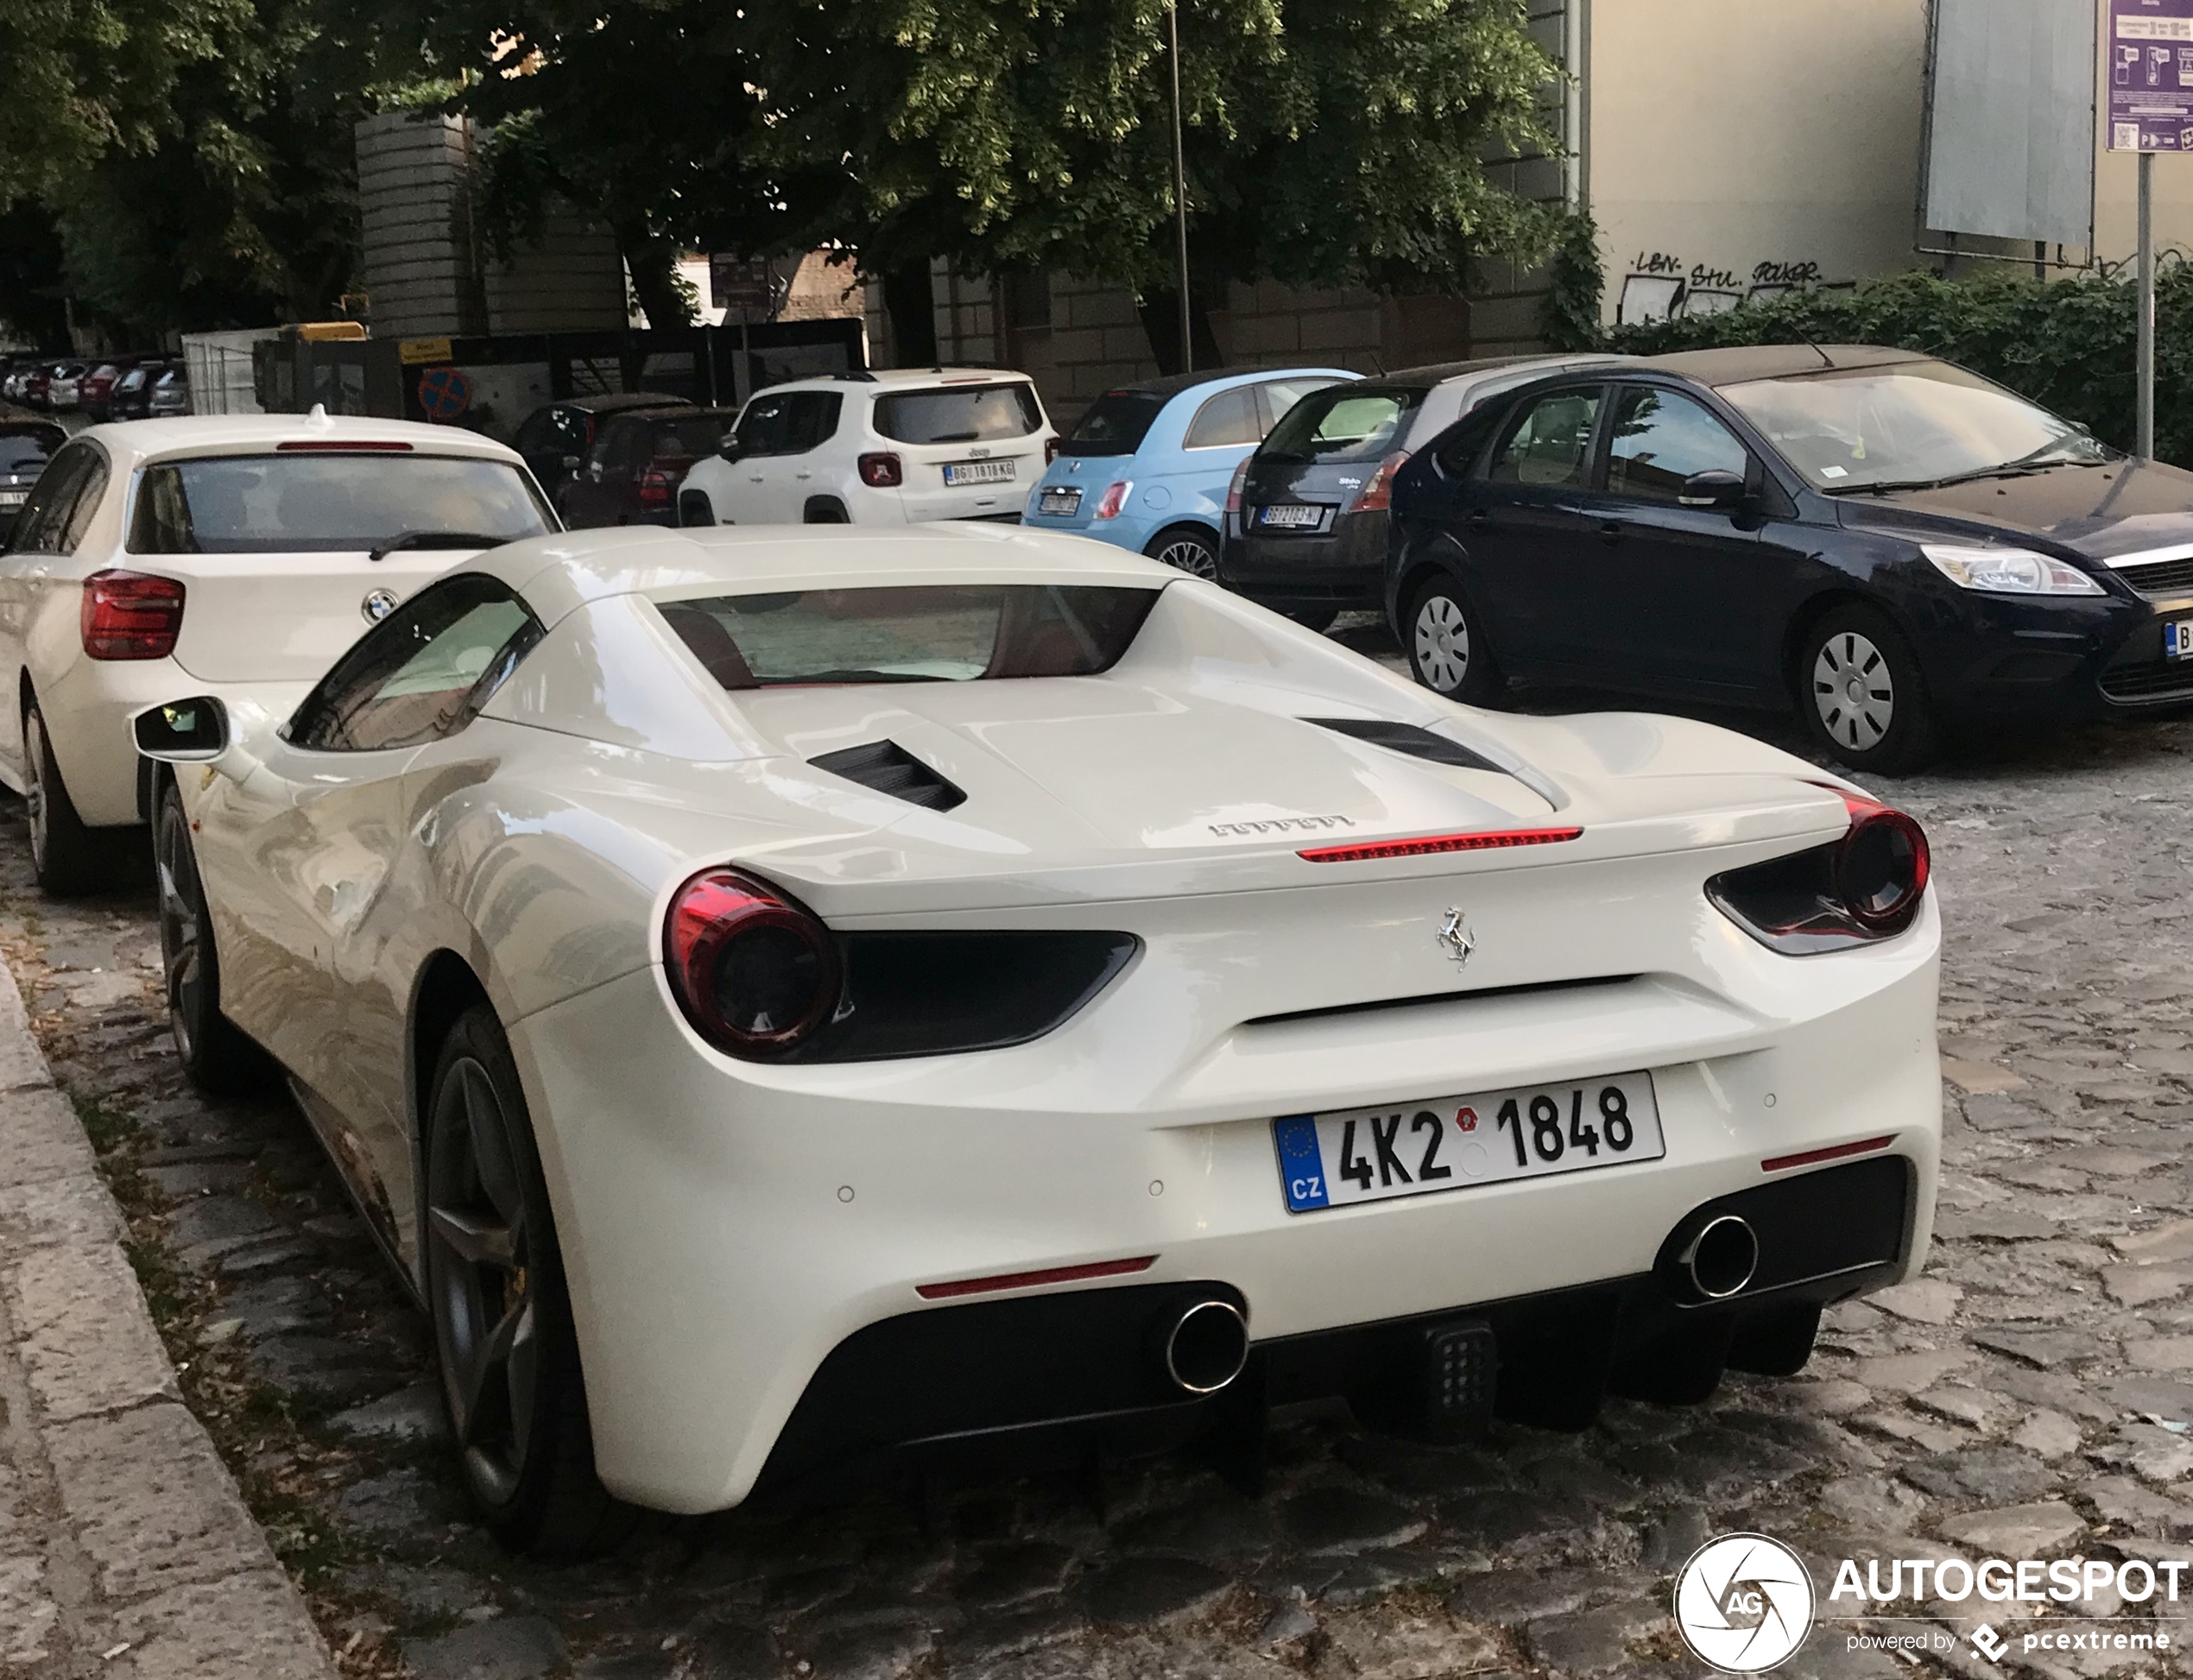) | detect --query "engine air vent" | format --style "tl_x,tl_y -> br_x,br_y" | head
808,740 -> 967,812
1300,716 -> 1505,774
